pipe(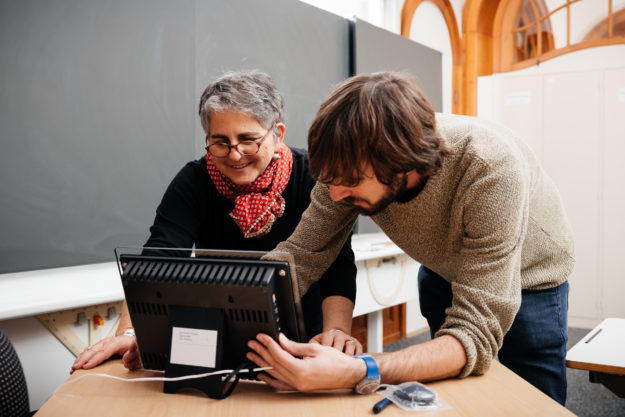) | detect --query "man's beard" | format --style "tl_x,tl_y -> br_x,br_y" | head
343,174 -> 407,216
